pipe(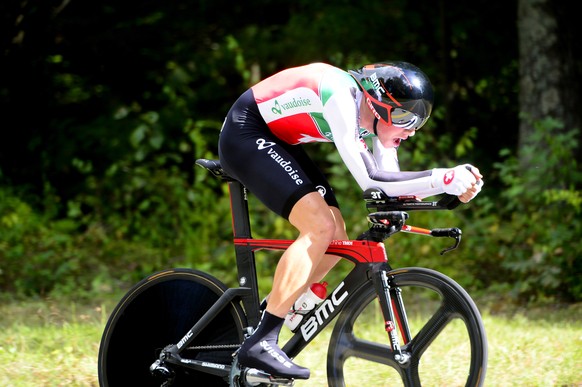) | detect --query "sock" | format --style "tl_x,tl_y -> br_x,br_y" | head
238,311 -> 310,379
259,297 -> 267,313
